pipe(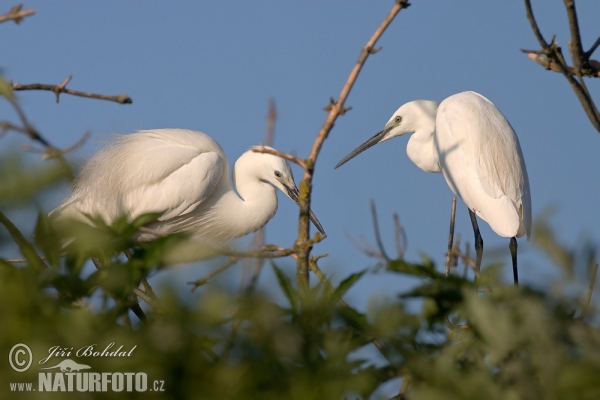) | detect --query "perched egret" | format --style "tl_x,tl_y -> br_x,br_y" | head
336,91 -> 531,284
52,128 -> 325,246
